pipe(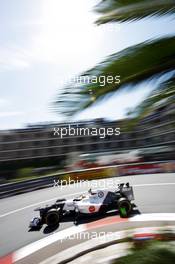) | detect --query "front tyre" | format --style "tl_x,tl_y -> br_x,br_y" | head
45,209 -> 60,227
118,198 -> 132,218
